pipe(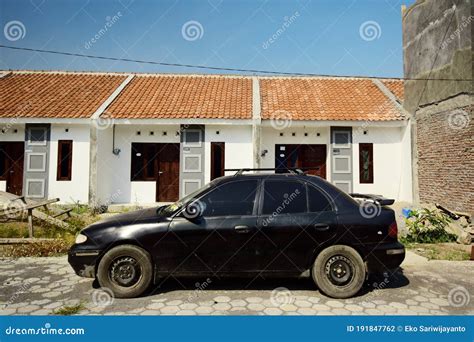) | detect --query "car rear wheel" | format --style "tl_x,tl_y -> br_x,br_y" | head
97,244 -> 153,298
312,245 -> 365,299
